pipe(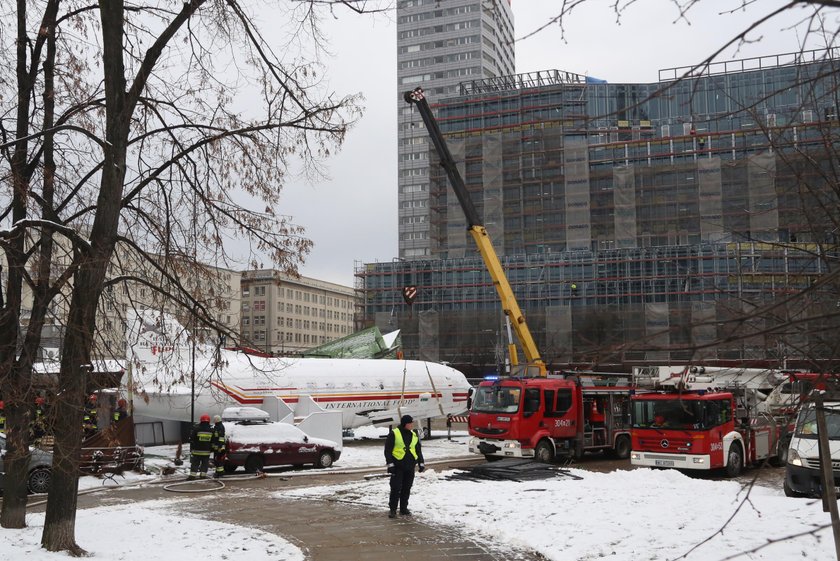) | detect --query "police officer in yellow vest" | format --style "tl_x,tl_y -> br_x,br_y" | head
384,415 -> 425,518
